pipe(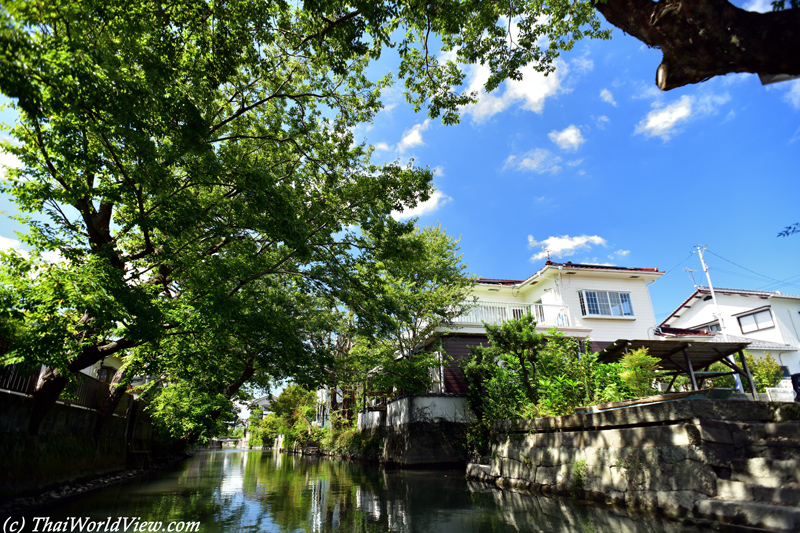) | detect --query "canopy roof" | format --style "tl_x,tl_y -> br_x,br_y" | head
597,339 -> 756,396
